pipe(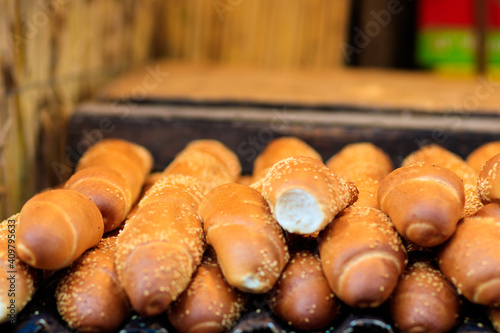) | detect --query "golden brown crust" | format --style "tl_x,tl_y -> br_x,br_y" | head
438,216 -> 500,306
403,144 -> 482,217
252,137 -> 322,181
65,166 -> 132,233
378,162 -> 465,247
17,189 -> 104,270
318,206 -> 407,308
77,139 -> 153,203
326,142 -> 393,209
138,174 -> 206,211
260,156 -> 358,235
56,237 -> 130,332
0,214 -> 38,324
270,250 -> 339,330
182,140 -> 241,181
199,183 -> 289,293
477,153 -> 500,205
390,261 -> 460,333
473,203 -> 500,219
163,150 -> 233,192
116,200 -> 204,316
467,141 -> 500,173
168,250 -> 247,333
326,142 -> 393,182
490,306 -> 500,333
